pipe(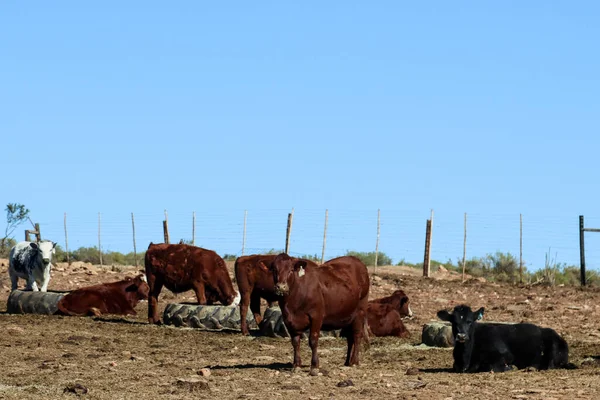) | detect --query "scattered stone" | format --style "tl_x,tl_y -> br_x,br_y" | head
64,383 -> 88,395
406,367 -> 420,375
176,378 -> 210,391
130,356 -> 145,362
336,379 -> 354,388
197,368 -> 211,377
